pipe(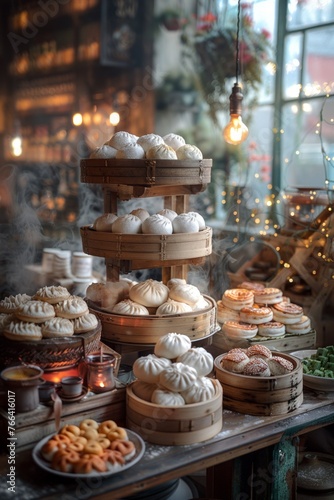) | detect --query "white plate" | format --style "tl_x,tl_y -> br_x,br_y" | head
32,429 -> 145,478
290,349 -> 334,392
